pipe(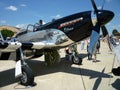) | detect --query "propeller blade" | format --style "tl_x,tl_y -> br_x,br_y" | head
91,0 -> 98,14
101,26 -> 108,37
101,26 -> 112,52
101,0 -> 105,10
88,23 -> 100,59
